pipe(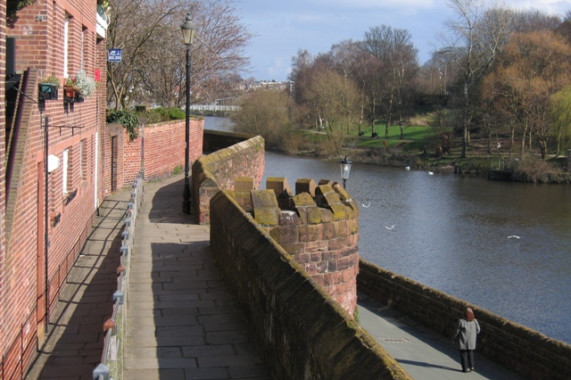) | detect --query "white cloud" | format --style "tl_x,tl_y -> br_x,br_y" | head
504,0 -> 569,16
